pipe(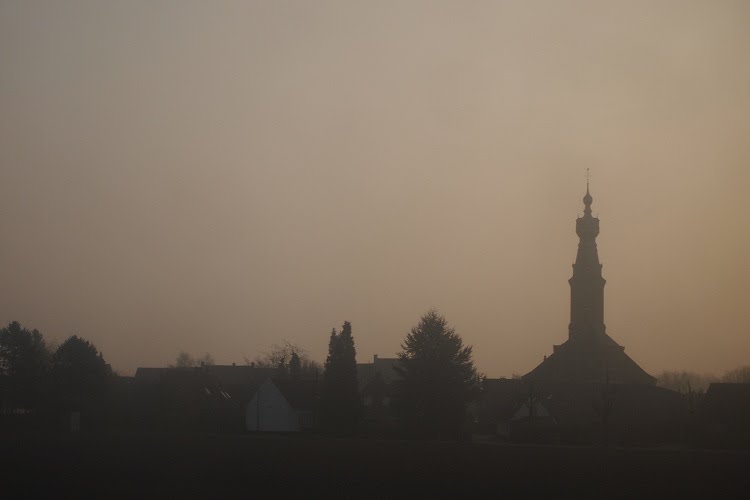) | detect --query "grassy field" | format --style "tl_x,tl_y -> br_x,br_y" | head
2,432 -> 748,498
